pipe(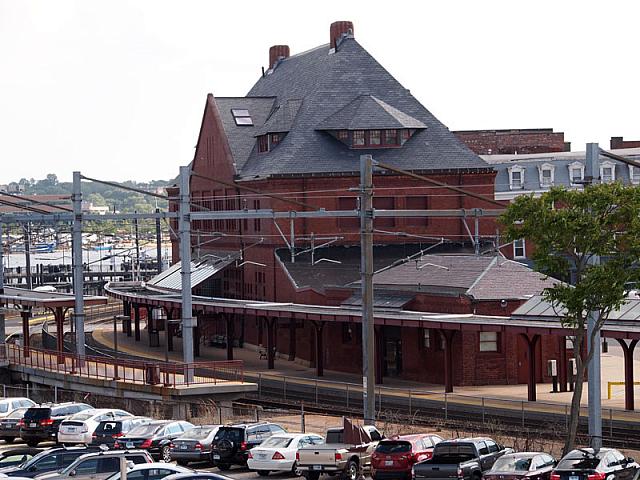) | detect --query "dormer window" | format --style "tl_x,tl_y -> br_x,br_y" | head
369,130 -> 381,145
384,129 -> 398,146
257,132 -> 285,153
568,161 -> 584,185
600,161 -> 615,183
271,133 -> 281,146
258,135 -> 269,153
538,163 -> 555,188
508,165 -> 525,190
337,130 -> 348,141
353,130 -> 365,146
629,165 -> 640,185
